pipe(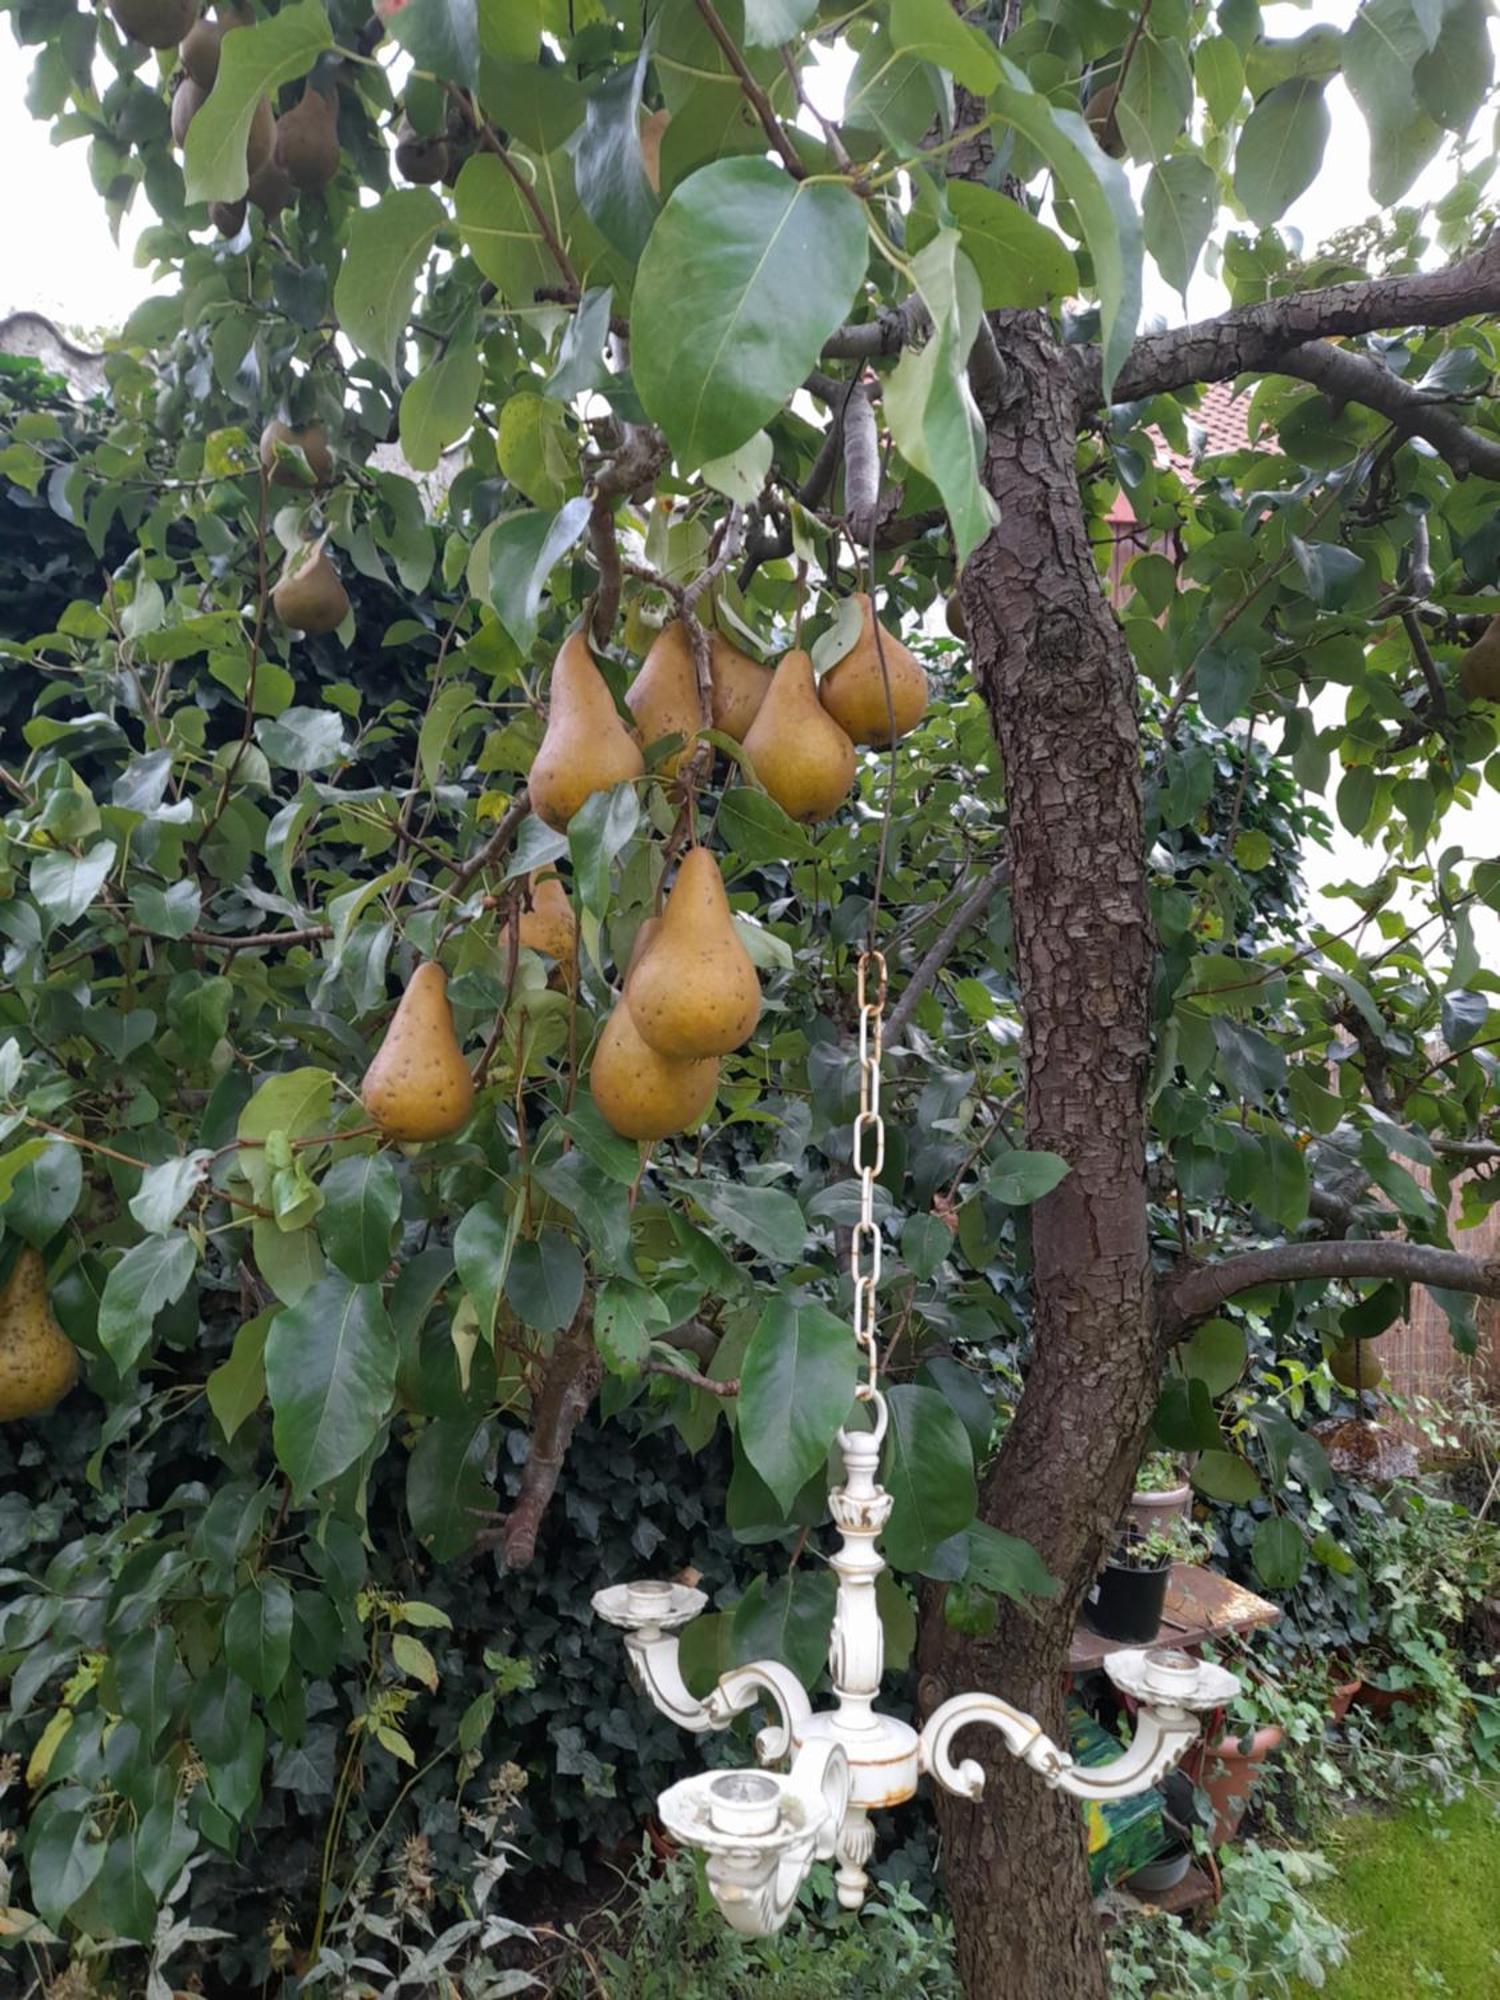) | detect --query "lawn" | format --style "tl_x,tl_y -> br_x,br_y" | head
1302,1792 -> 1500,1998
